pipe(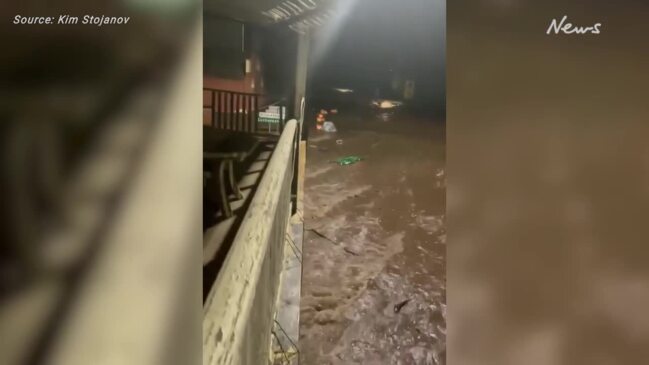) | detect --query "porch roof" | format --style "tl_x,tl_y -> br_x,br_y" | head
204,0 -> 339,33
